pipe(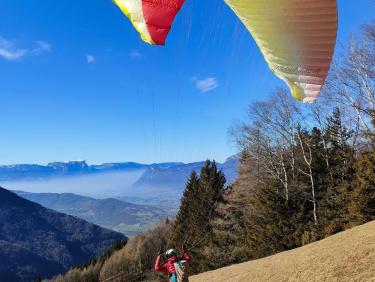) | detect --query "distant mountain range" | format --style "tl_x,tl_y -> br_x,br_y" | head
0,160 -> 187,180
0,161 -> 143,180
0,157 -> 238,181
15,191 -> 174,237
0,187 -> 125,282
0,156 -> 239,208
